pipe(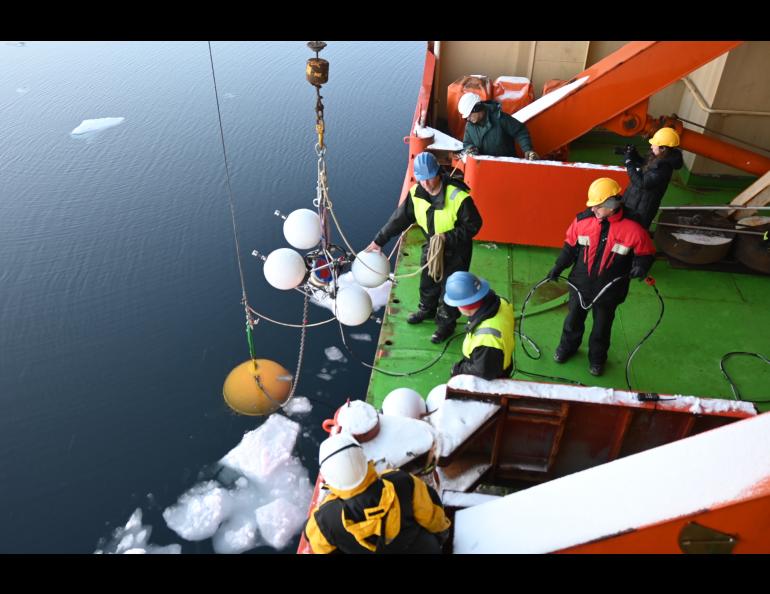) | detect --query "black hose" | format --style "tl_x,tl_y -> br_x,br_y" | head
720,351 -> 770,403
